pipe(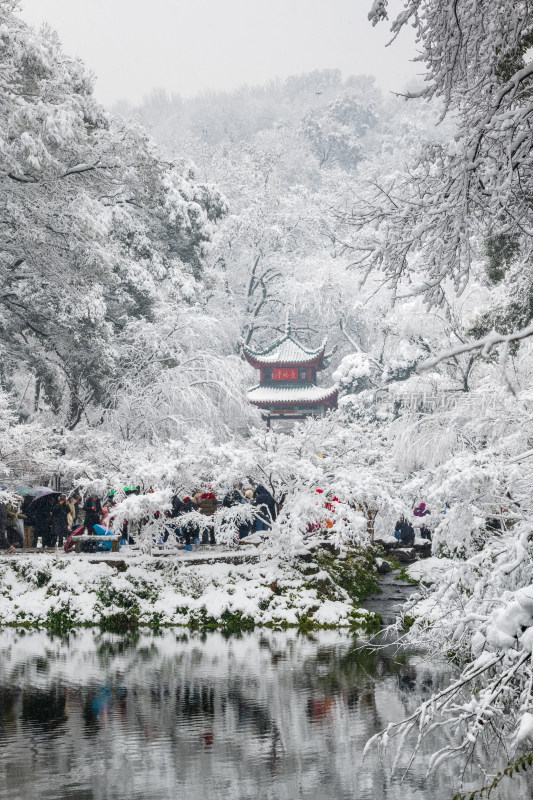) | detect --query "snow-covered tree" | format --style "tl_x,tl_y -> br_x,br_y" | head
344,1 -> 533,790
0,1 -> 251,442
347,1 -> 533,332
